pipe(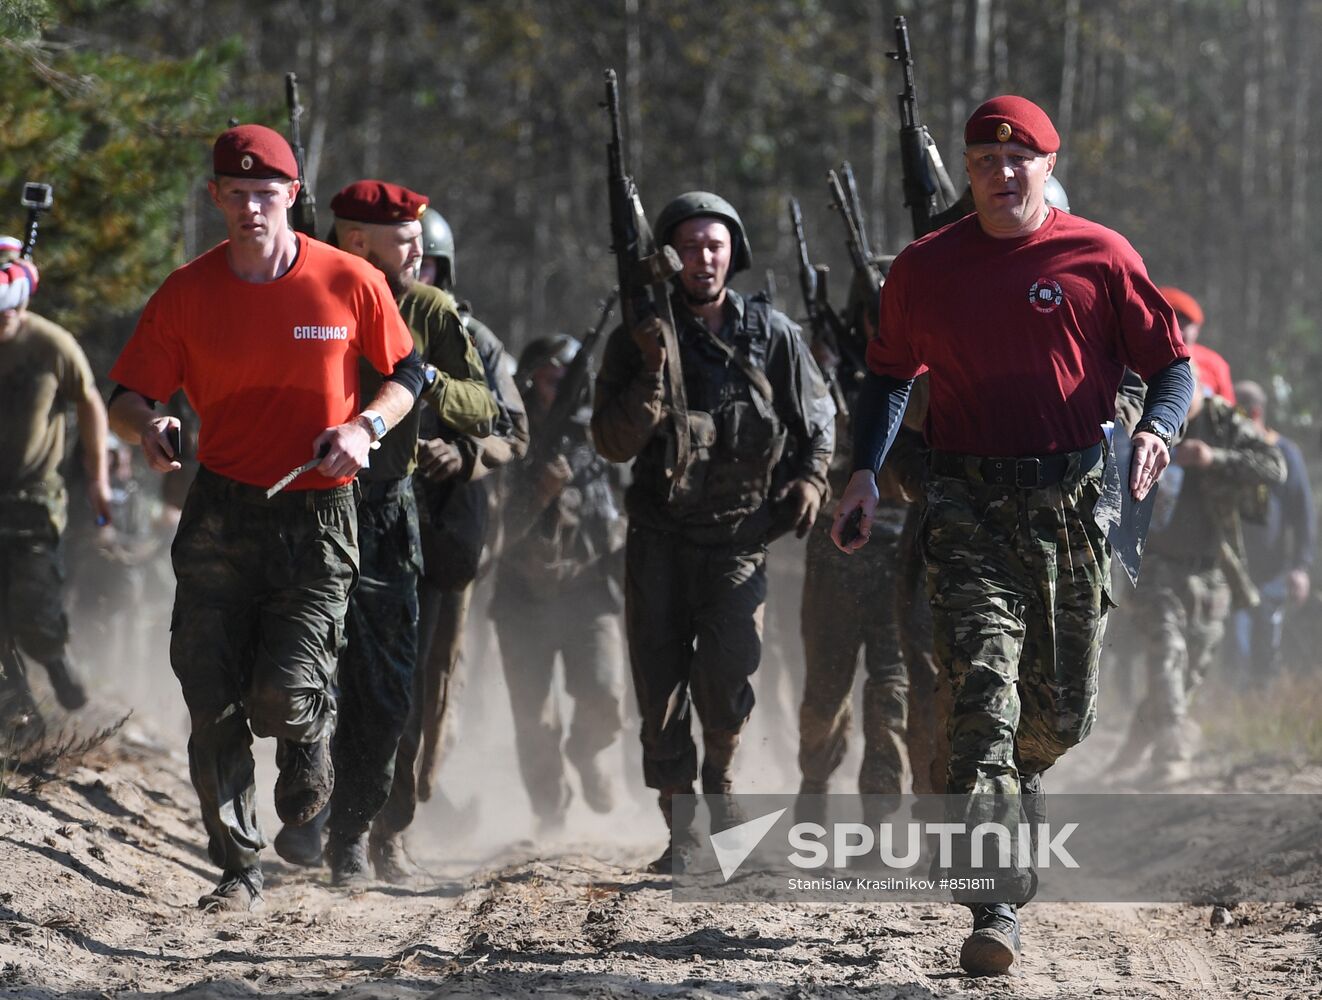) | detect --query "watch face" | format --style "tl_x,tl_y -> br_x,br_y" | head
371,416 -> 387,438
